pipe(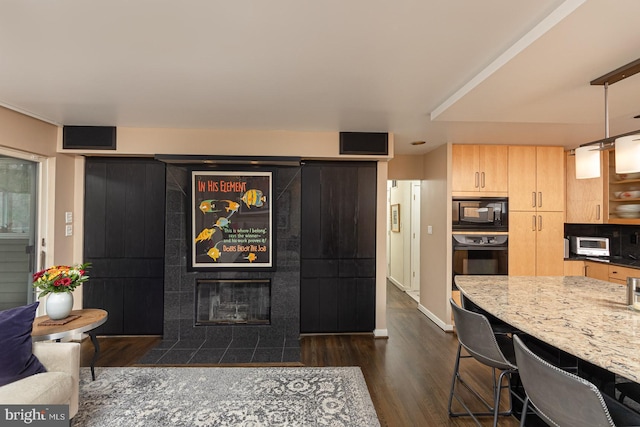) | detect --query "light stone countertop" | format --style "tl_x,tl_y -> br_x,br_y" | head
454,275 -> 640,383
